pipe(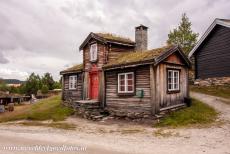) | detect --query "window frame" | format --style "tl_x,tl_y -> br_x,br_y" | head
90,43 -> 98,62
167,69 -> 180,93
69,75 -> 78,90
117,72 -> 135,94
